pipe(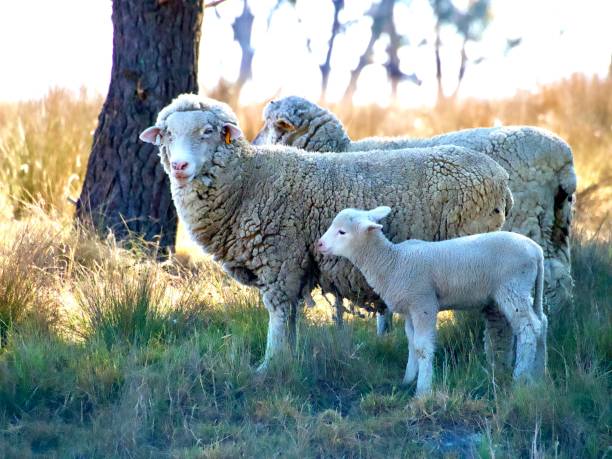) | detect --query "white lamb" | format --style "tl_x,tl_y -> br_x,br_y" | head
318,206 -> 548,396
